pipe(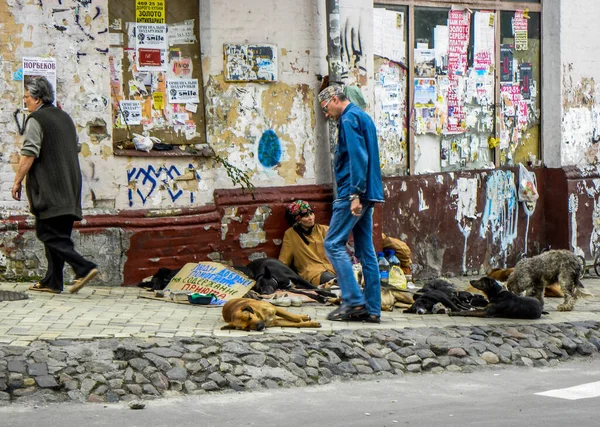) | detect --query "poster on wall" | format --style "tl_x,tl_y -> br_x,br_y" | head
224,44 -> 278,82
414,78 -> 436,106
373,9 -> 405,64
168,20 -> 197,46
513,10 -> 528,51
135,0 -> 165,24
500,45 -> 514,83
473,11 -> 495,72
136,24 -> 167,49
434,25 -> 448,74
22,57 -> 57,109
167,78 -> 200,103
519,63 -> 533,99
414,49 -> 435,77
447,9 -> 471,77
119,100 -> 142,125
